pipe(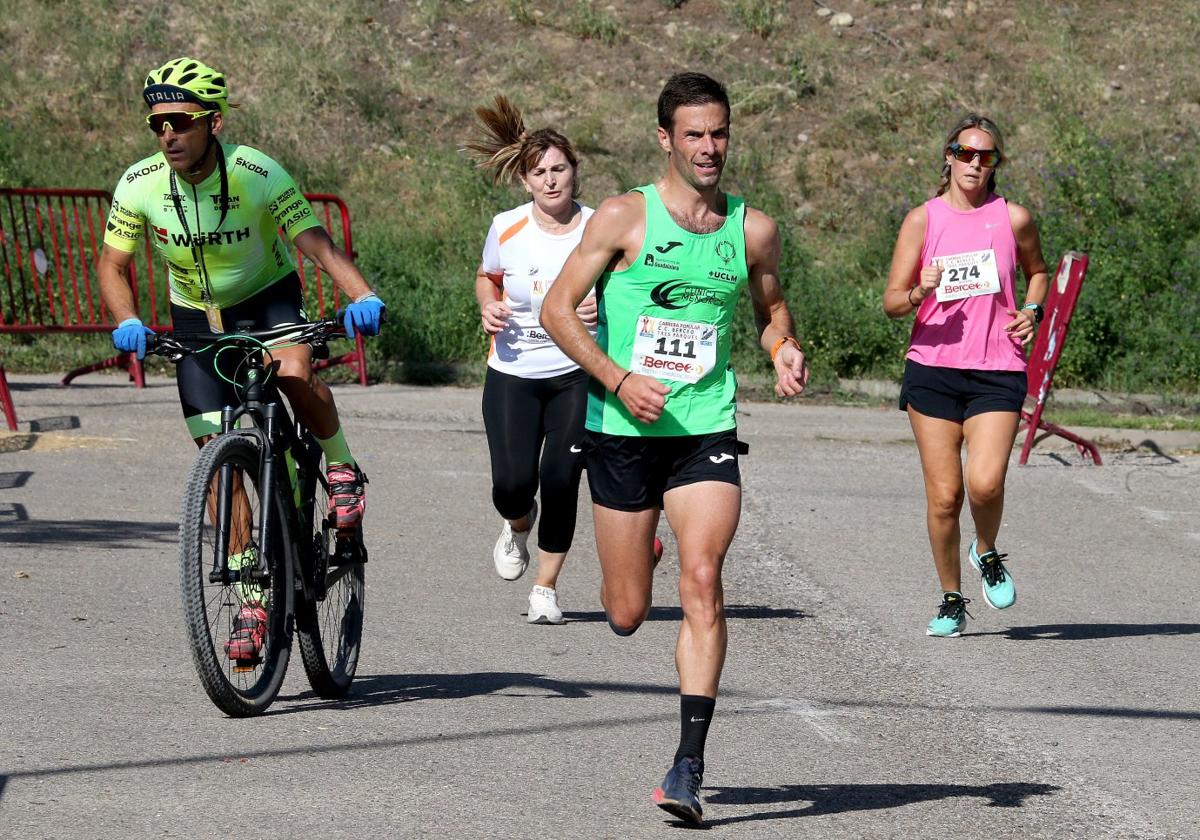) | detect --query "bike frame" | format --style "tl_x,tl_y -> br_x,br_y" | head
208,354 -> 325,607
